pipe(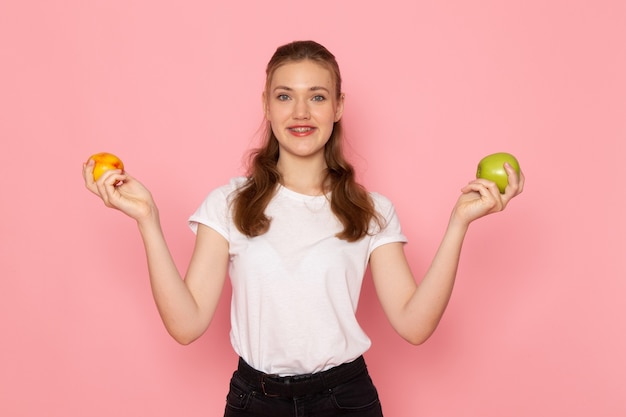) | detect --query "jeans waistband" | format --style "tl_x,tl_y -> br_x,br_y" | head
236,356 -> 367,398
